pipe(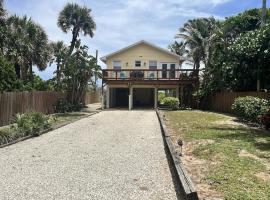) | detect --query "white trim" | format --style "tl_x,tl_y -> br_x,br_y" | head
100,40 -> 184,63
112,60 -> 121,68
